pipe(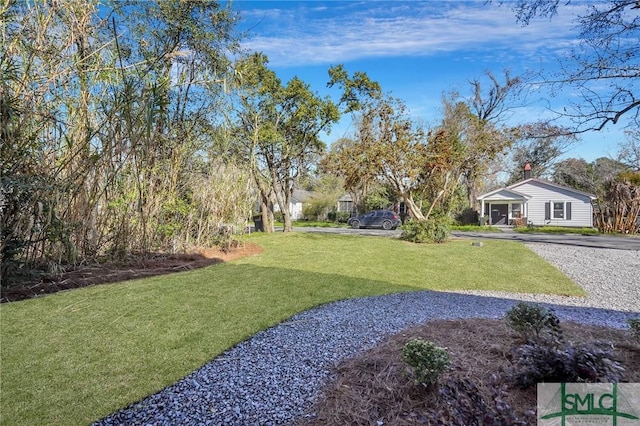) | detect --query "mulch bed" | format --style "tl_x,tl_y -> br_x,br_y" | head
1,243 -> 263,303
301,318 -> 640,425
